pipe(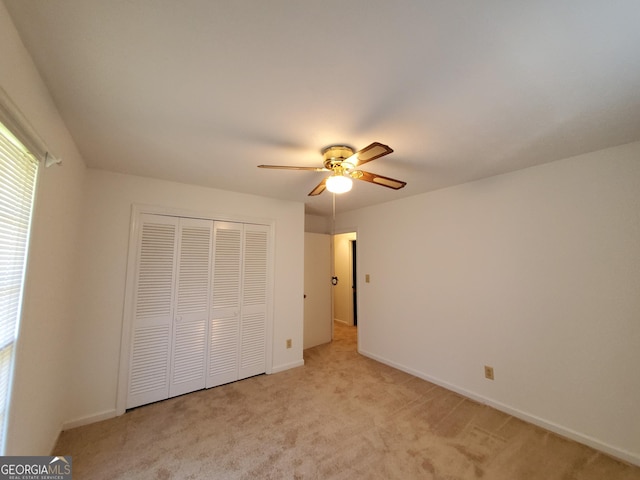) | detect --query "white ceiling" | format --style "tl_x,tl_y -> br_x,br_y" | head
5,0 -> 640,216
